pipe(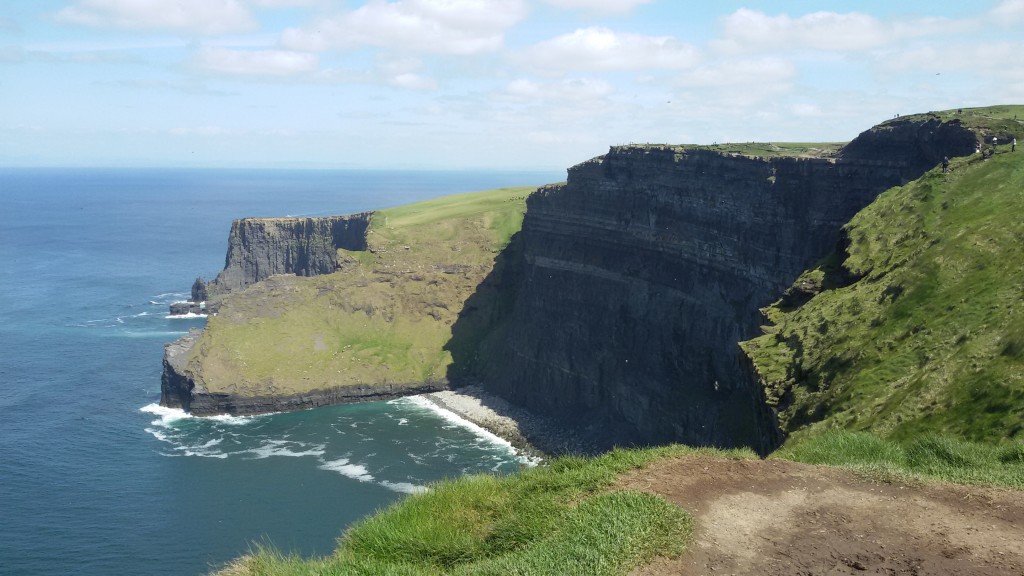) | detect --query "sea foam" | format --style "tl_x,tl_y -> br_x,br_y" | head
379,481 -> 428,494
400,397 -> 515,451
318,458 -> 374,482
248,440 -> 326,459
